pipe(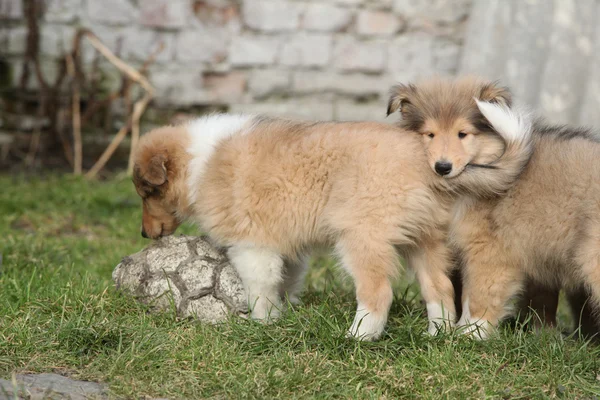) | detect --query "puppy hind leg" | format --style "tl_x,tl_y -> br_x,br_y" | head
280,255 -> 309,305
566,285 -> 599,339
516,279 -> 559,330
227,244 -> 284,322
336,233 -> 397,341
575,238 -> 600,336
408,238 -> 456,335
